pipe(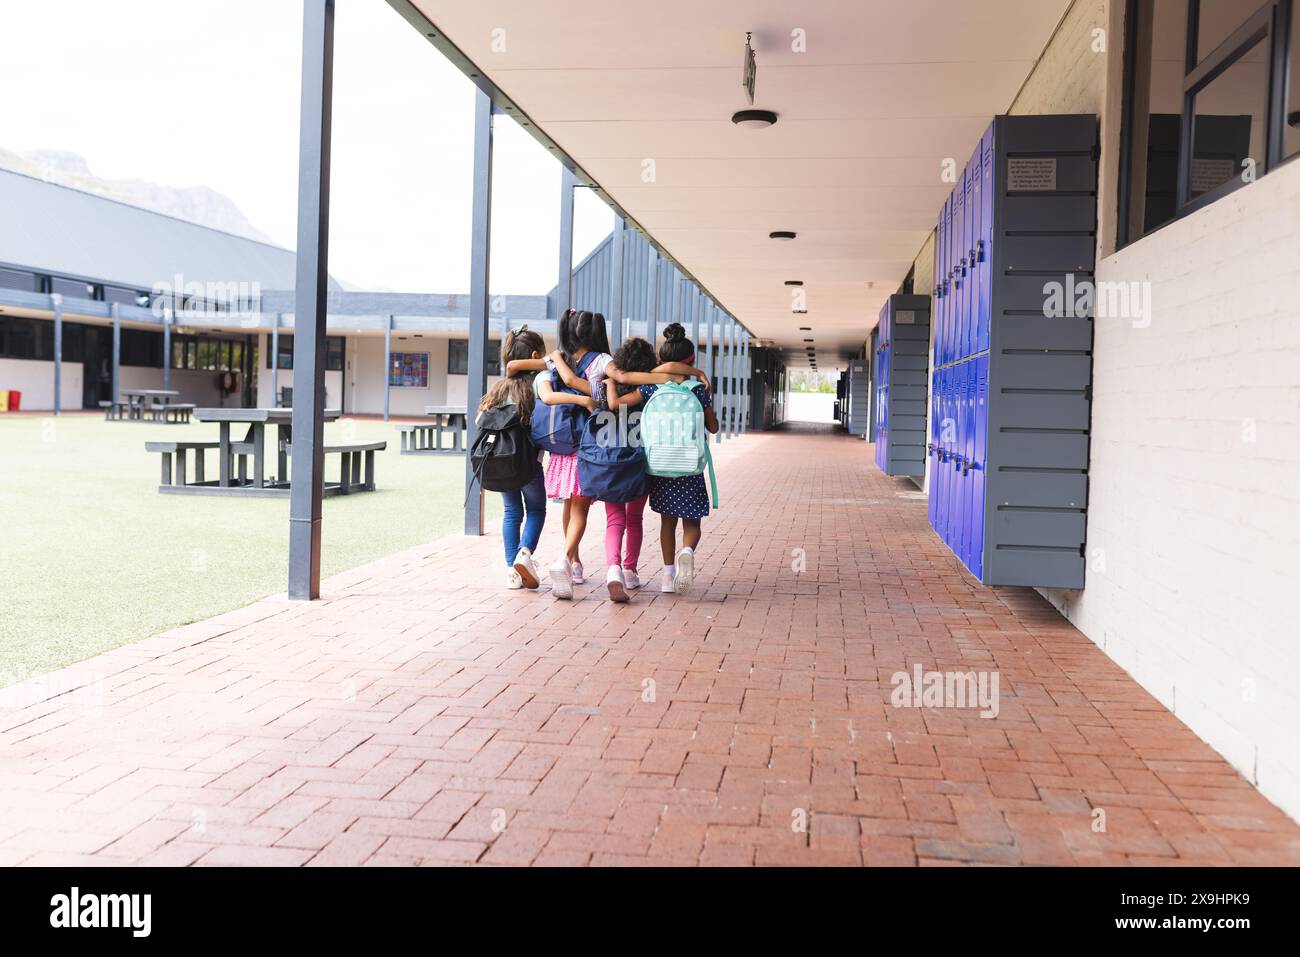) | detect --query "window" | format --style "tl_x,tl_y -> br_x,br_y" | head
0,267 -> 39,292
265,334 -> 344,371
120,329 -> 164,368
1121,0 -> 1297,245
389,352 -> 430,388
0,317 -> 55,360
447,338 -> 501,377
